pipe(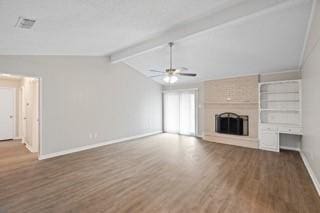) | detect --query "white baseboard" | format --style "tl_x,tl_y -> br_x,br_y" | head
300,151 -> 320,196
39,131 -> 162,160
25,143 -> 37,153
280,146 -> 301,152
195,134 -> 204,138
13,137 -> 22,140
